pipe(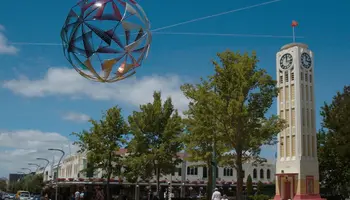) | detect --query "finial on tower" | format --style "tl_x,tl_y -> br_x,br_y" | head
291,20 -> 298,43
